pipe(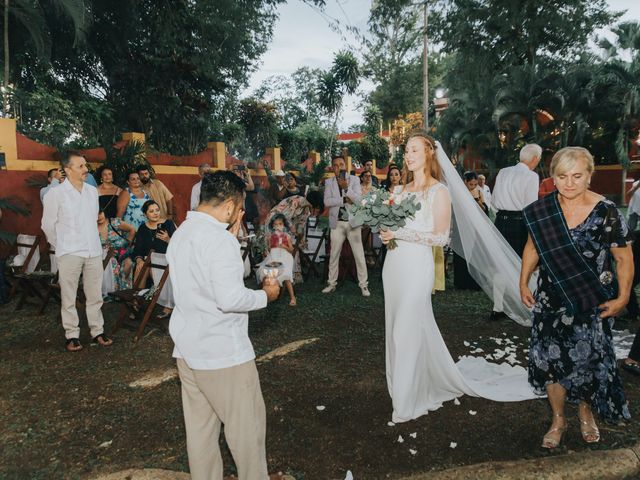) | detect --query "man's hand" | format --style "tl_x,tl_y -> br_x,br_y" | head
262,278 -> 280,302
228,210 -> 245,237
337,178 -> 349,190
344,196 -> 353,205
